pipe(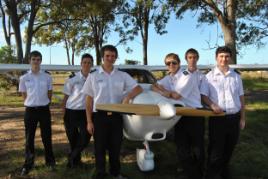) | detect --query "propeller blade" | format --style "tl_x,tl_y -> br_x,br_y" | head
96,104 -> 225,117
96,104 -> 160,116
176,107 -> 225,117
